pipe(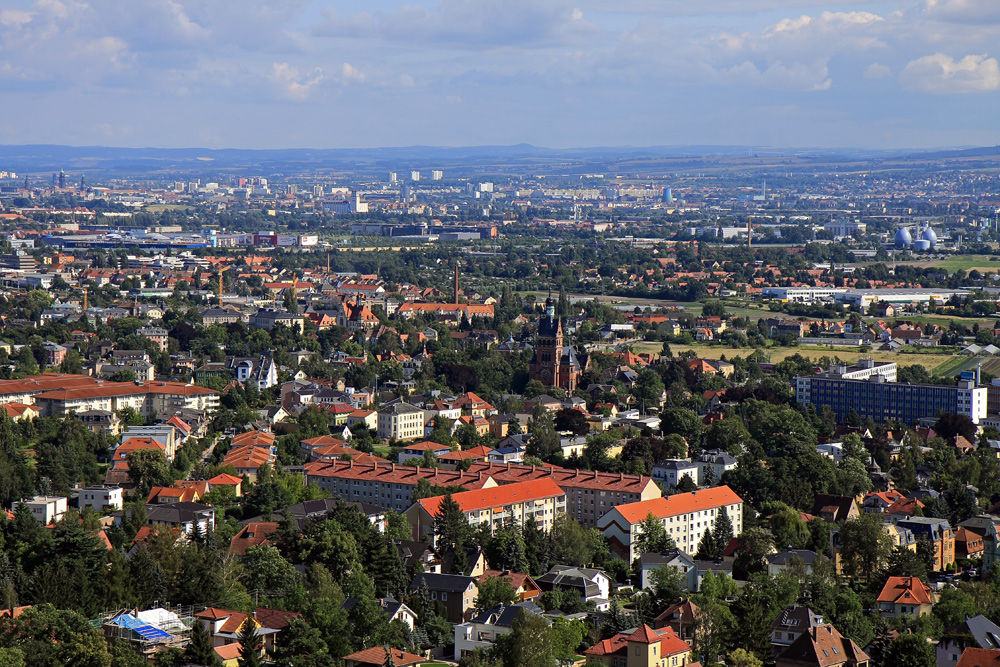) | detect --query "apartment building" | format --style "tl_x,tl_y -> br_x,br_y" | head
304,461 -> 497,513
78,485 -> 124,512
377,402 -> 425,441
464,462 -> 662,526
405,479 -> 566,542
598,486 -> 744,562
32,381 -> 219,417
